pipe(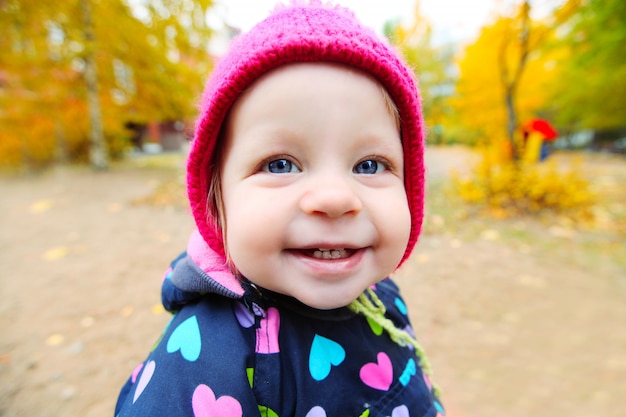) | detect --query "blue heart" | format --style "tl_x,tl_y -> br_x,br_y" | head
399,358 -> 416,386
434,399 -> 445,415
167,315 -> 202,362
309,334 -> 345,381
394,297 -> 408,315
